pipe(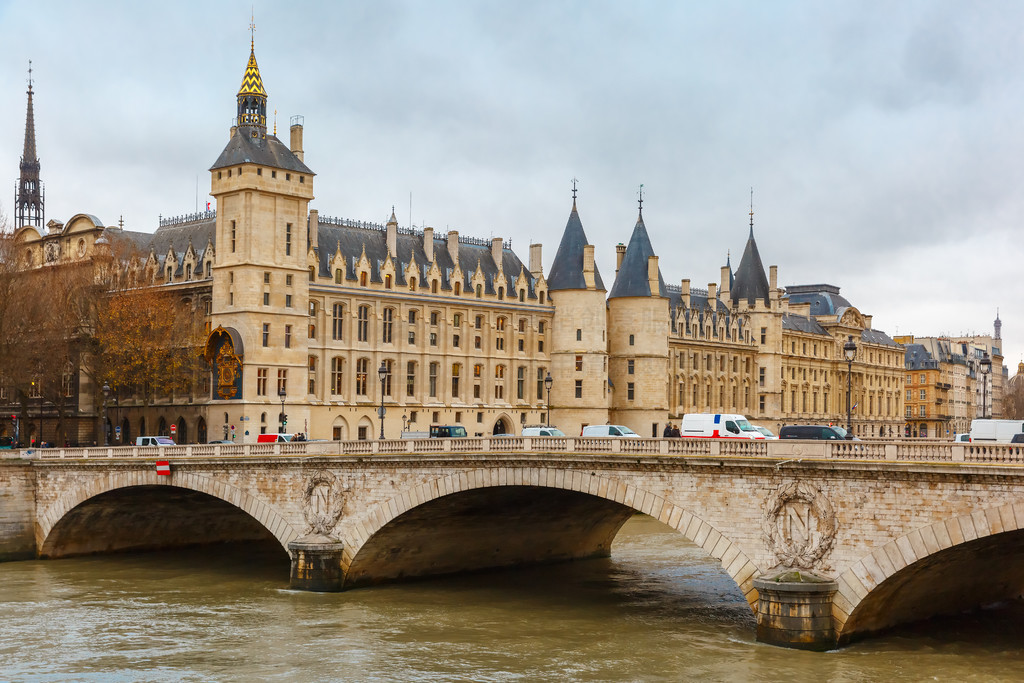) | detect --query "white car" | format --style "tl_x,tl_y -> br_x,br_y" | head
522,427 -> 566,437
581,425 -> 641,438
754,426 -> 778,440
136,436 -> 175,447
